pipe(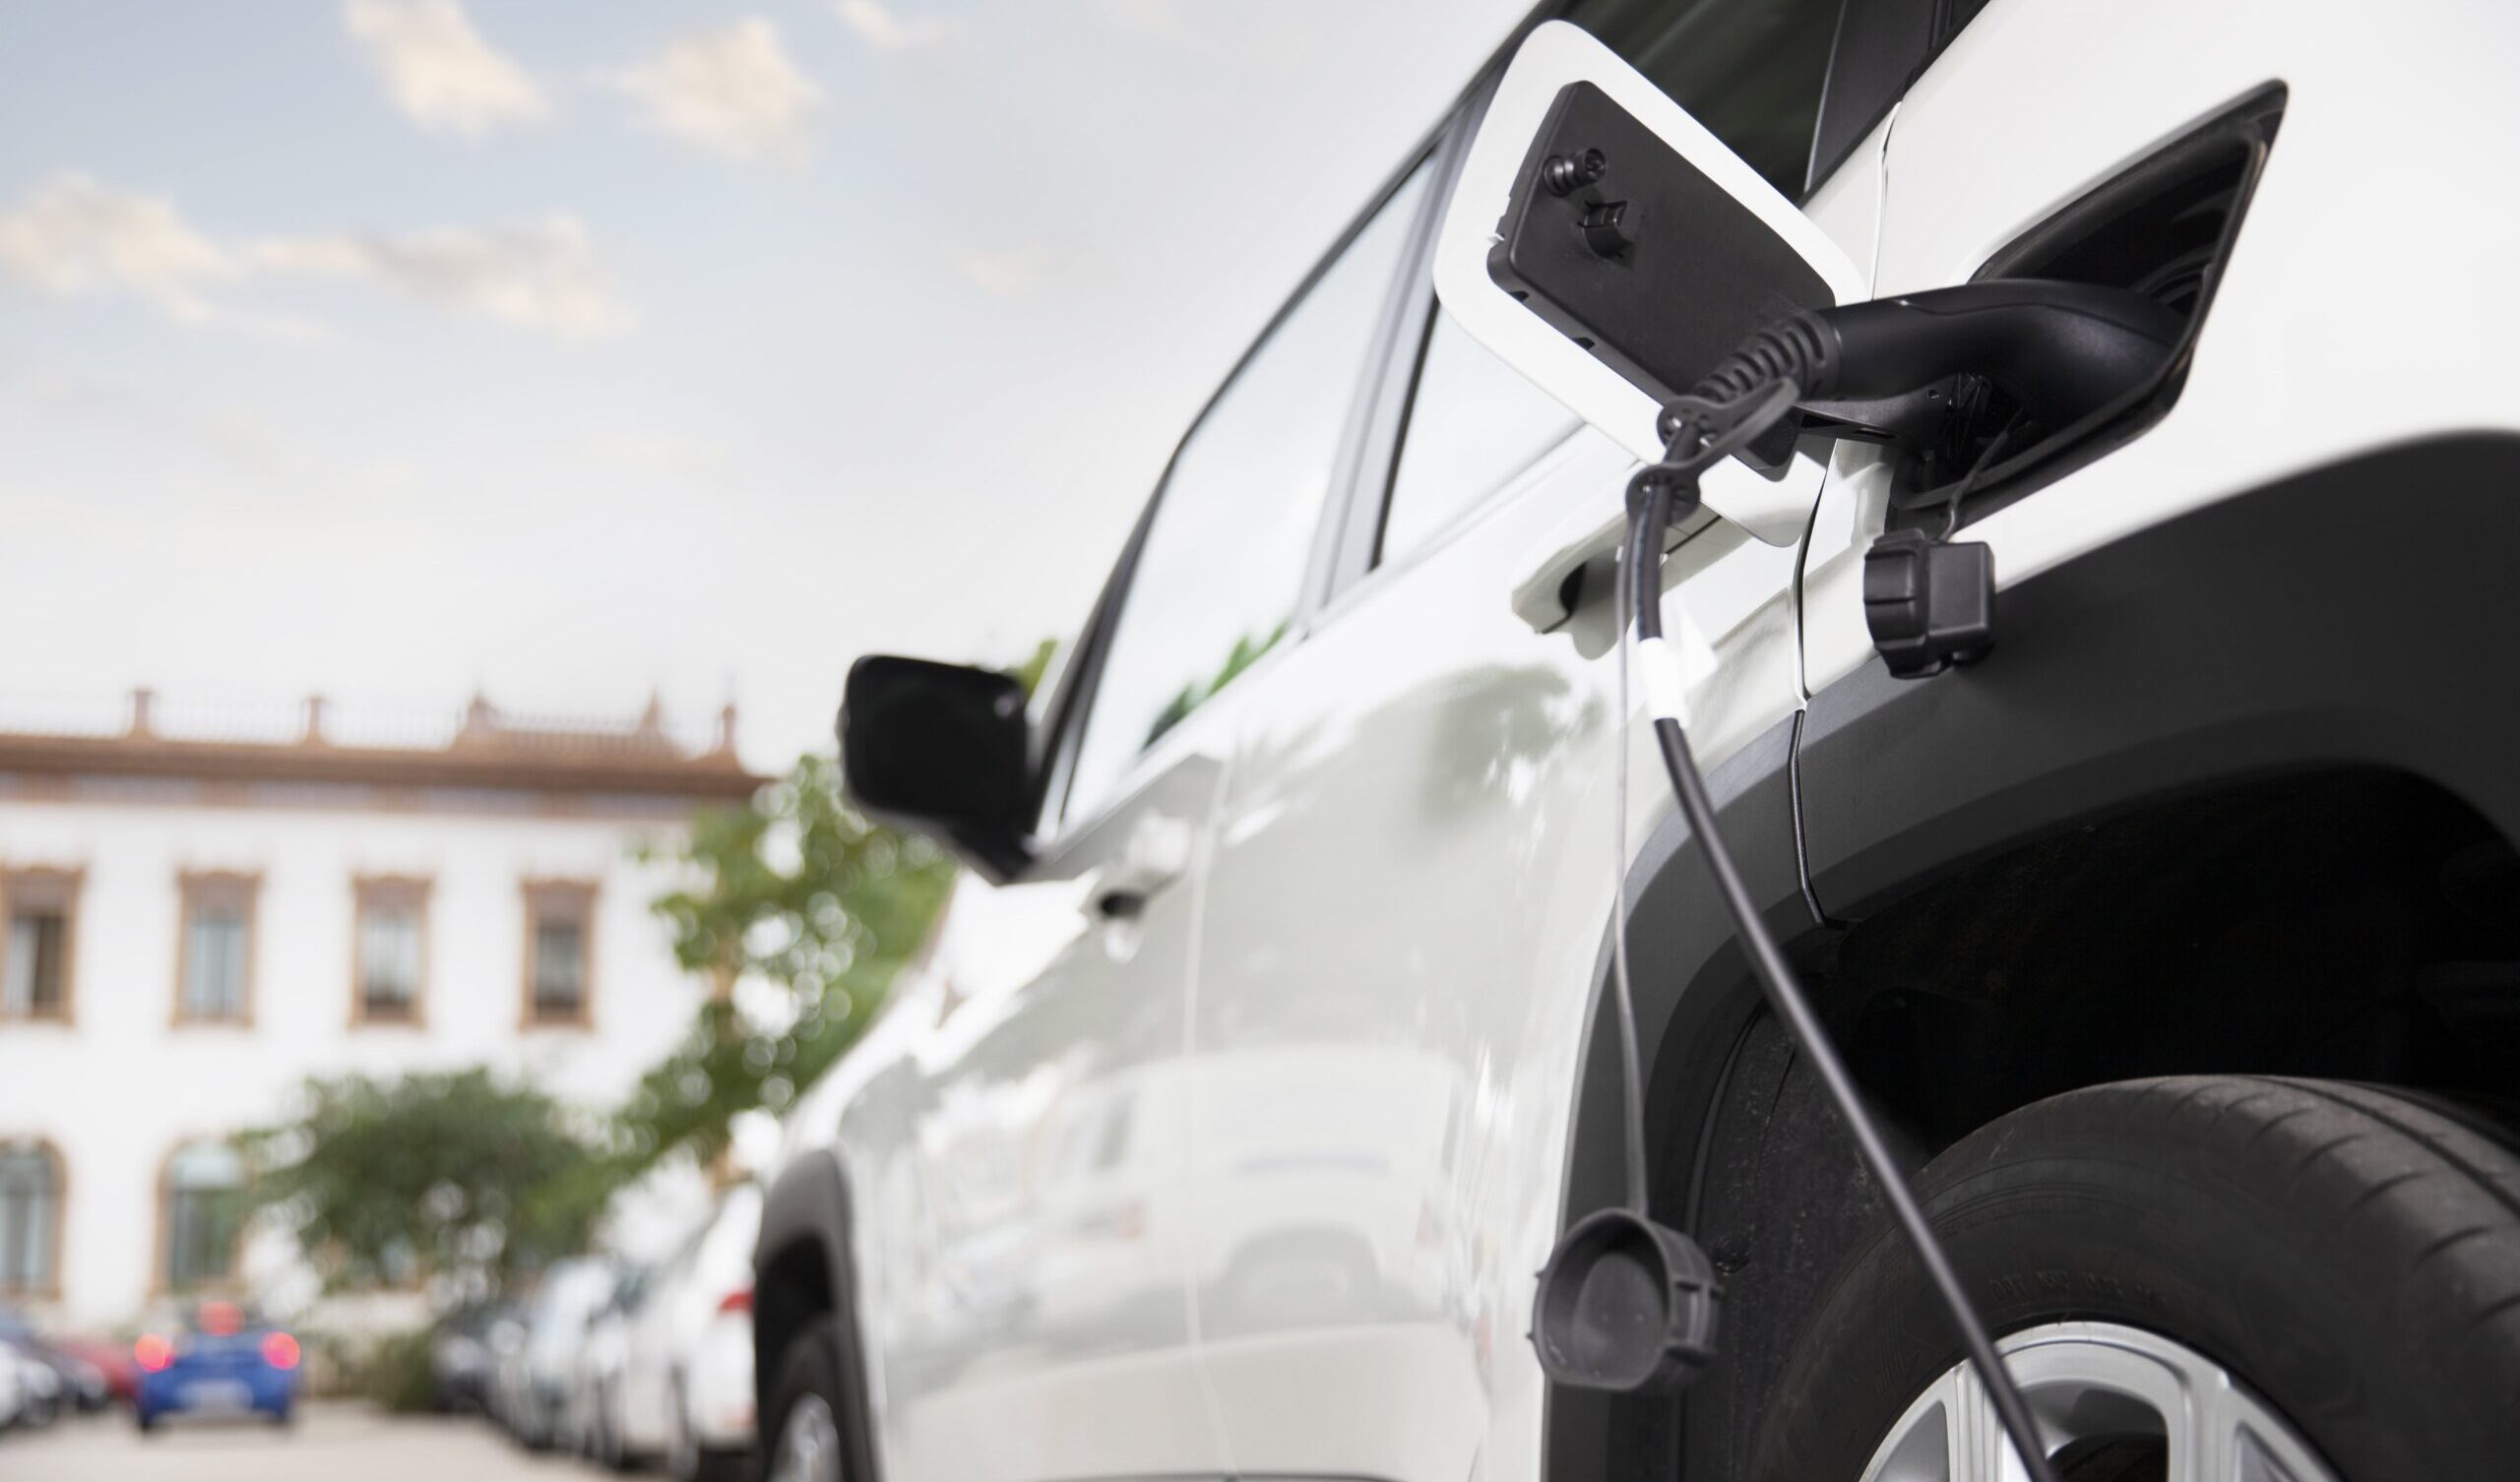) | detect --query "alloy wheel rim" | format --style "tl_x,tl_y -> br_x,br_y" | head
1858,1321 -> 2337,1482
769,1392 -> 843,1482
